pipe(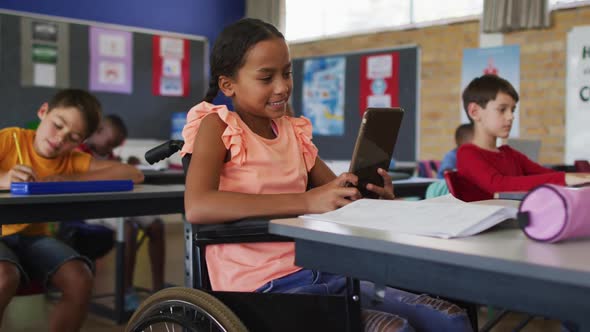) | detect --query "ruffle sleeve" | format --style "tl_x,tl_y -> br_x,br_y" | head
286,116 -> 318,172
181,102 -> 246,165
